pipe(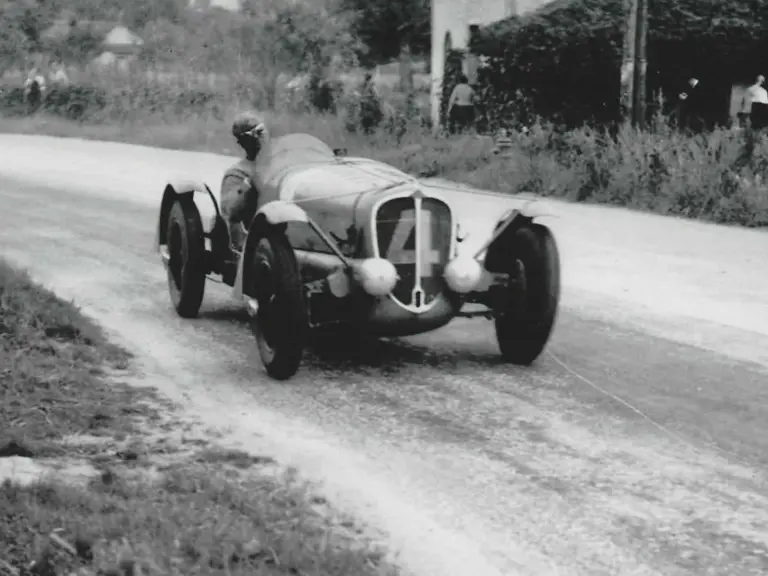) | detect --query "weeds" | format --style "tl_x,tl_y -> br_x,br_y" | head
0,258 -> 395,576
2,69 -> 768,228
